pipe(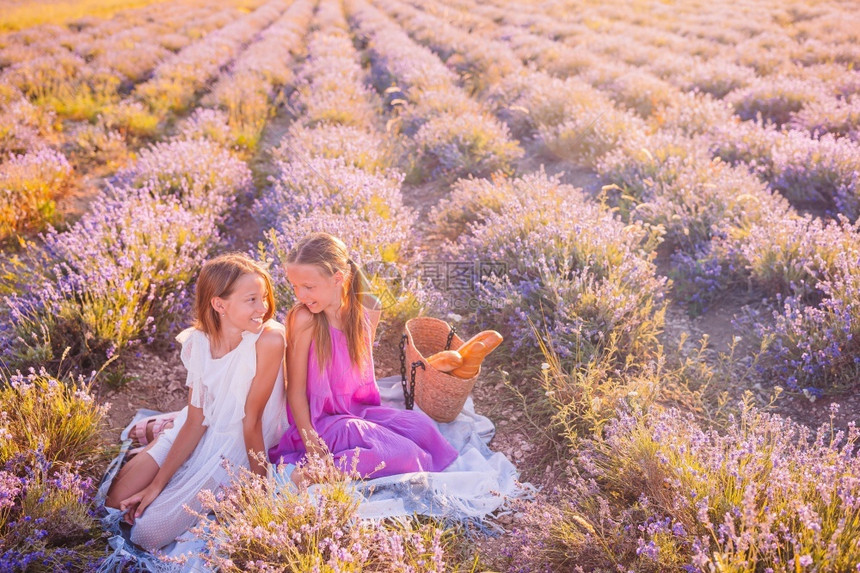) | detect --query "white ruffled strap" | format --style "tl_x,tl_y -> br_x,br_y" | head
222,328 -> 262,426
176,327 -> 210,425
